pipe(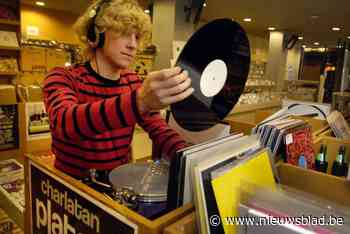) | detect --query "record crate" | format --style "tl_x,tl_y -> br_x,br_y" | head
225,110 -> 329,138
24,153 -> 194,234
163,136 -> 350,234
